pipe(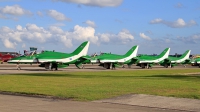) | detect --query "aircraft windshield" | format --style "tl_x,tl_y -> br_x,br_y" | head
23,50 -> 44,56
